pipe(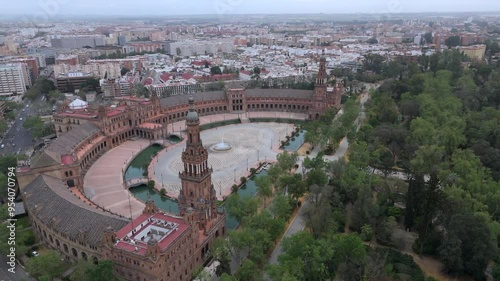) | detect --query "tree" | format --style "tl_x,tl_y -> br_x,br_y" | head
351,185 -> 377,231
255,175 -> 273,206
445,35 -> 461,48
26,250 -> 65,280
424,32 -> 433,44
225,195 -> 258,222
79,78 -> 100,92
212,237 -> 231,276
120,67 -> 129,76
271,194 -> 292,220
71,260 -> 121,281
367,37 -> 378,44
305,168 -> 328,187
210,66 -> 222,75
439,213 -> 497,280
176,47 -> 181,56
133,84 -> 149,98
23,116 -> 44,130
0,120 -> 7,136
